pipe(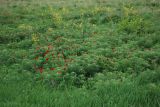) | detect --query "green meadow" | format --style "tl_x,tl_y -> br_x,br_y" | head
0,0 -> 160,107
